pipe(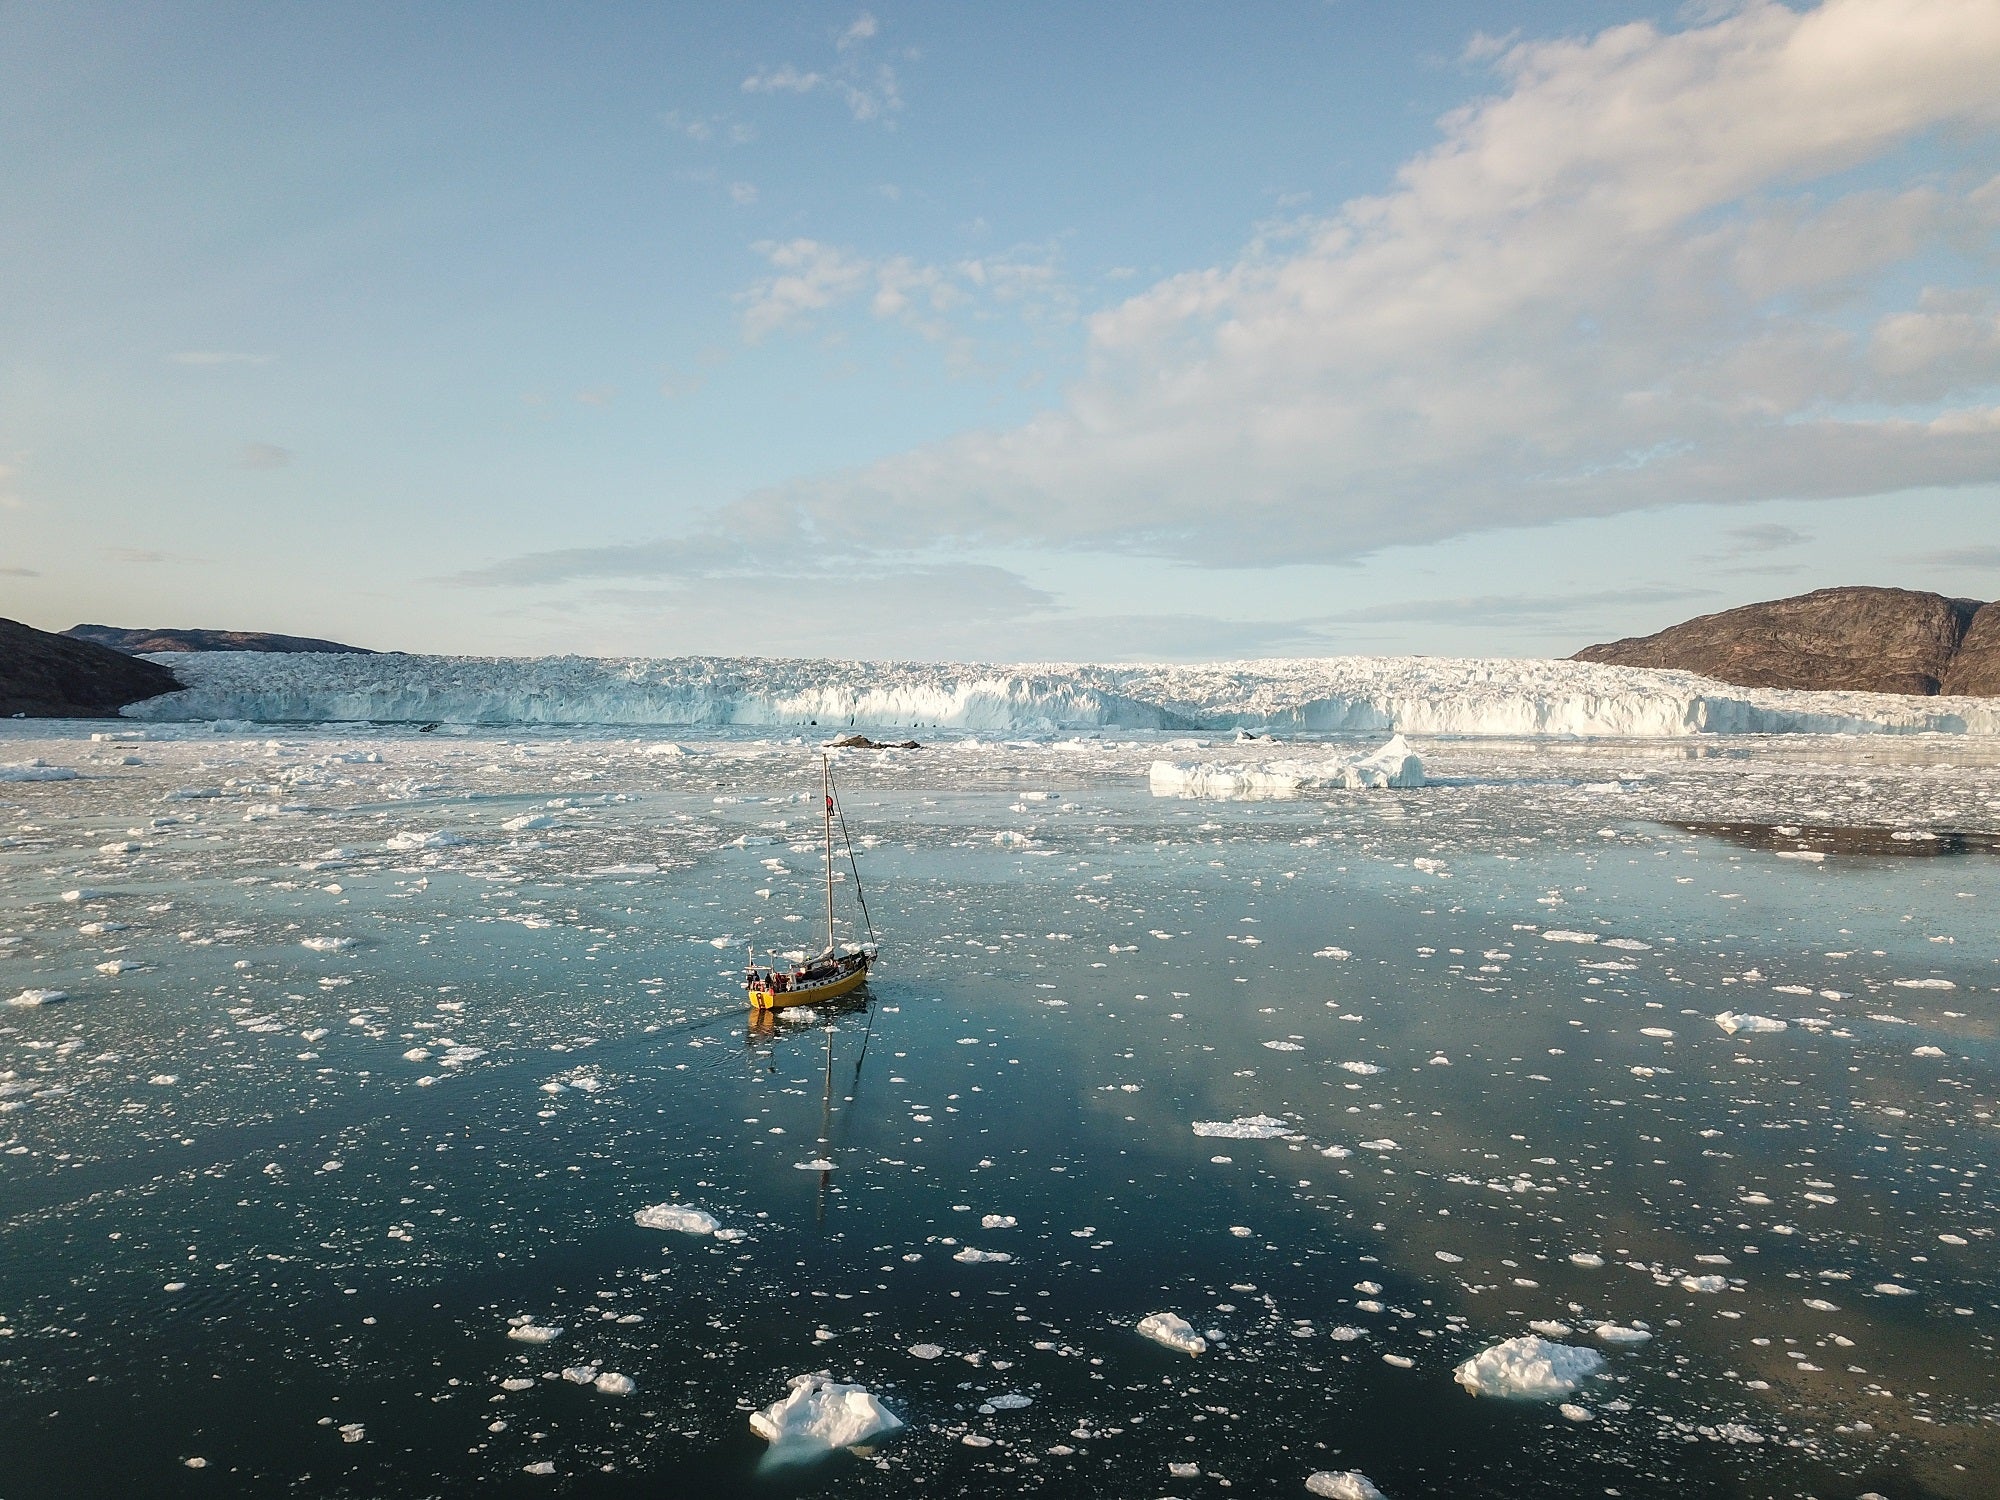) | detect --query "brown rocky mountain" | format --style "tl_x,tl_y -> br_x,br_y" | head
66,624 -> 374,655
1574,586 -> 1999,696
1,616 -> 183,717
